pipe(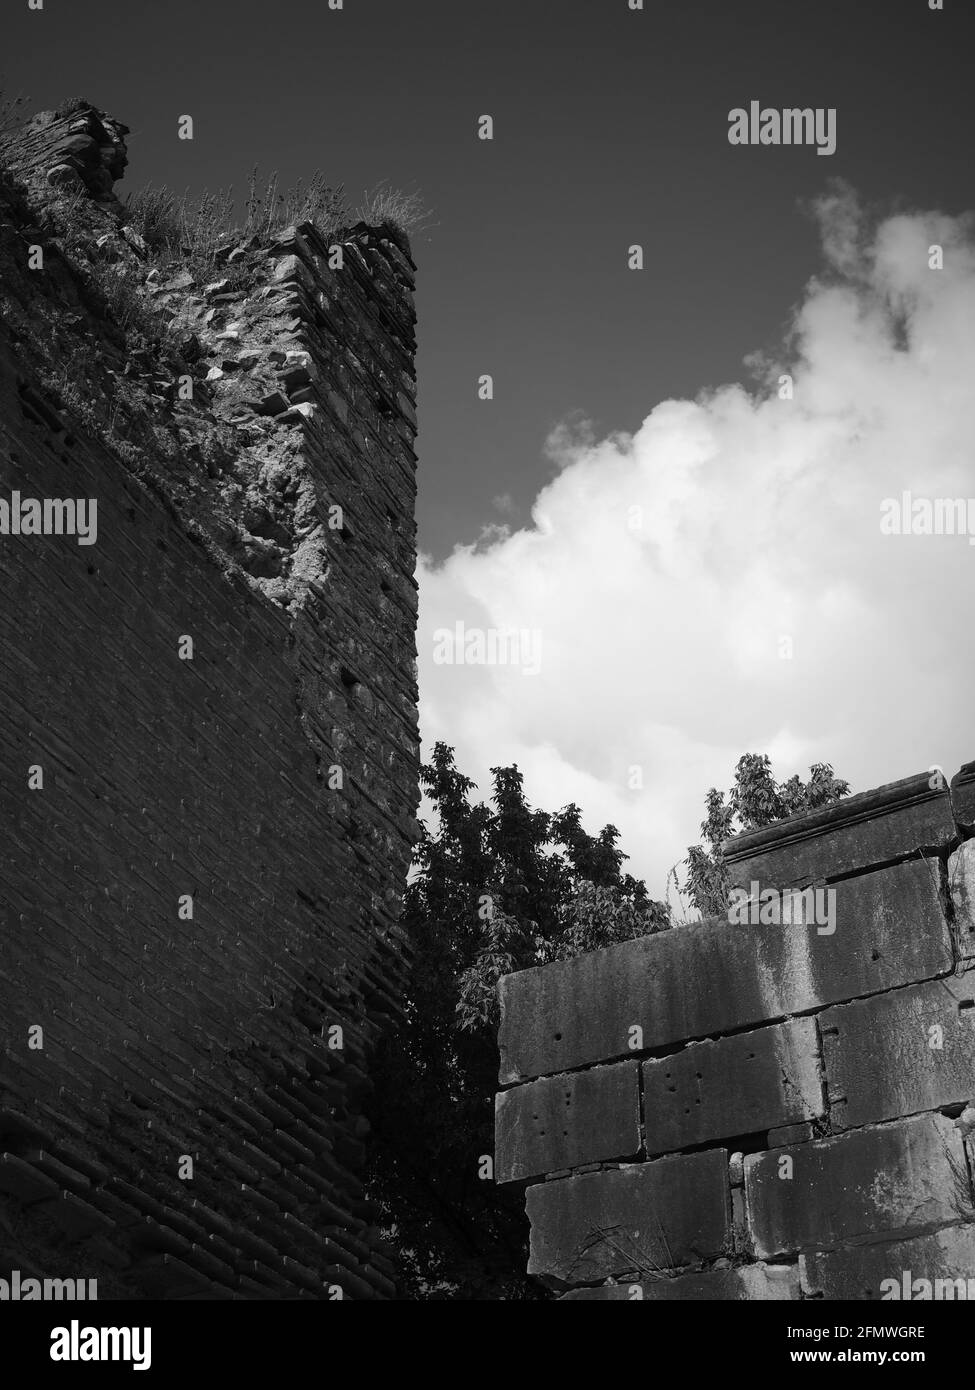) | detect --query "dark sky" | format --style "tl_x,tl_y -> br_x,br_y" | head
4,0 -> 973,560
